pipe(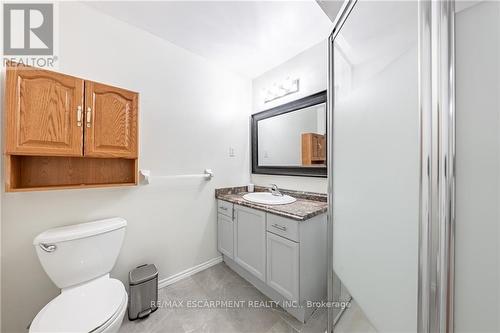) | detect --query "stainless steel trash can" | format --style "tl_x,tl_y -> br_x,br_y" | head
128,264 -> 158,320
